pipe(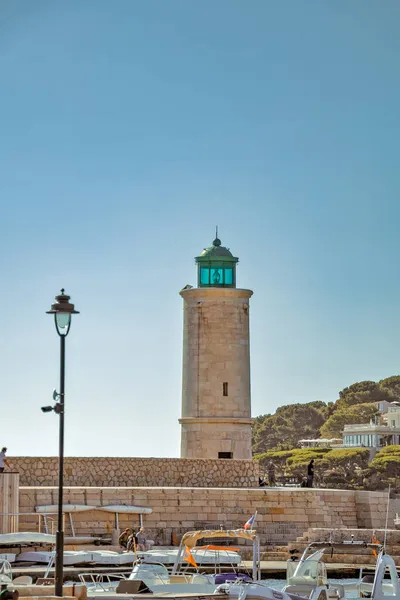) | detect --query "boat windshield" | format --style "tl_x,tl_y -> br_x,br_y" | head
288,551 -> 328,587
129,562 -> 169,584
0,560 -> 12,585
